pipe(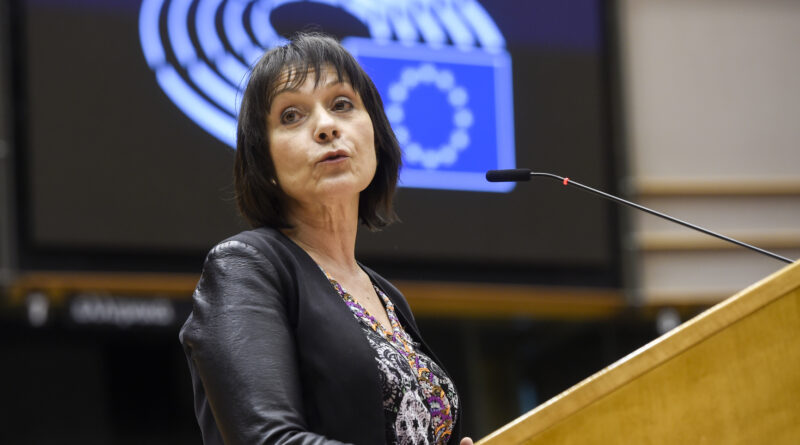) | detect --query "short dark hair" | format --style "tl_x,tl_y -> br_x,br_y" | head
234,32 -> 401,230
